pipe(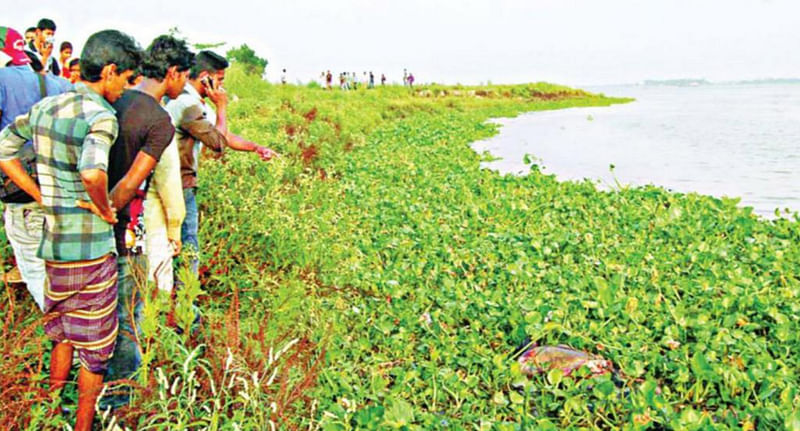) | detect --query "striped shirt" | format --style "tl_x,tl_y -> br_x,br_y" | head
0,83 -> 118,262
